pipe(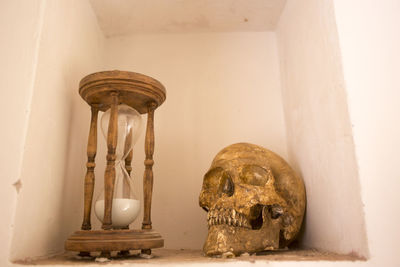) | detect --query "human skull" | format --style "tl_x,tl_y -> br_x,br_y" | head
199,143 -> 305,257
